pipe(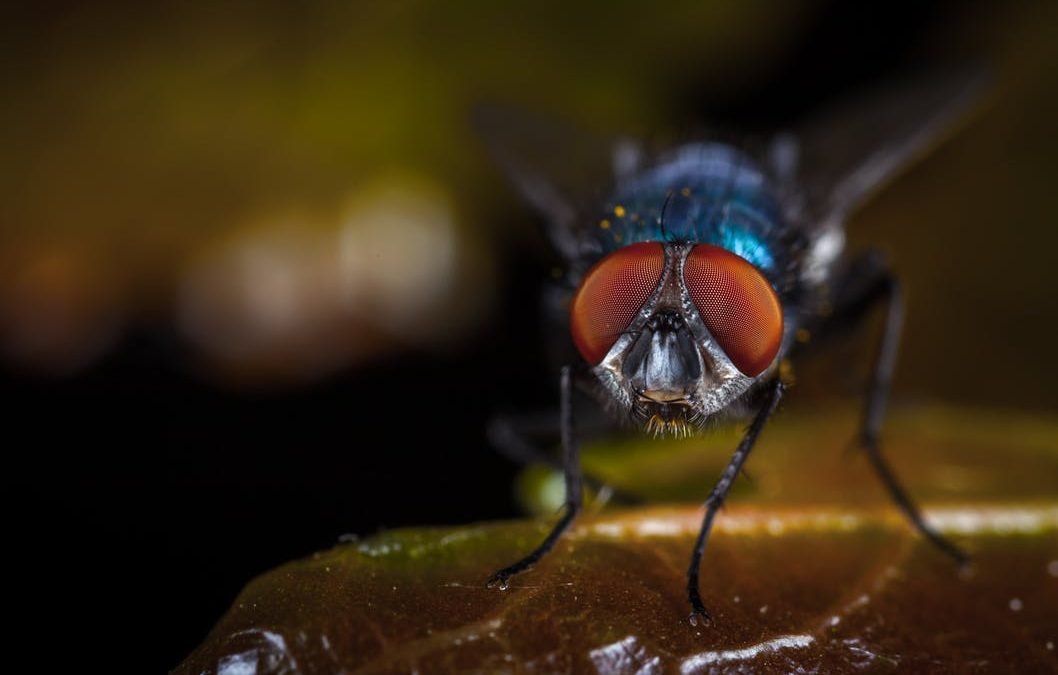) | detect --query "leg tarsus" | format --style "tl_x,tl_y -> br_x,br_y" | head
686,494 -> 719,627
486,504 -> 577,589
860,433 -> 970,566
487,366 -> 582,588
